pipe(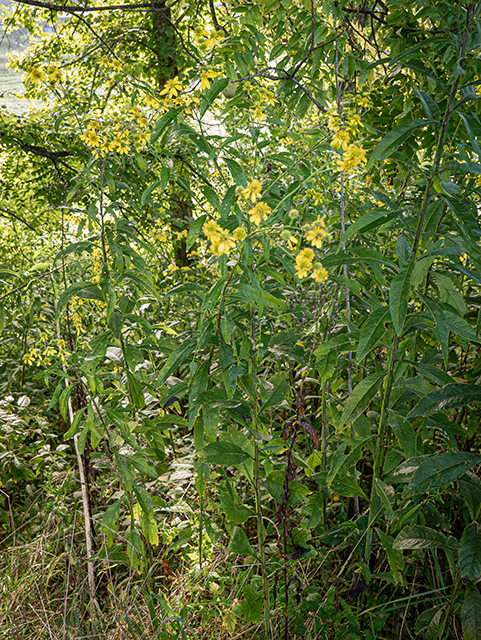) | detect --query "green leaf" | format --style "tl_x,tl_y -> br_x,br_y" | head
229,525 -> 254,555
461,583 -> 481,640
459,523 -> 481,581
200,77 -> 230,117
341,209 -> 398,242
57,281 -> 105,315
327,436 -> 374,484
150,108 -> 178,144
127,371 -> 145,409
408,453 -> 481,492
458,474 -> 481,521
109,306 -> 123,339
157,340 -> 196,386
186,214 -> 207,250
130,454 -> 158,478
204,441 -> 252,466
357,307 -> 390,360
101,499 -> 122,547
393,525 -> 457,551
260,373 -> 288,413
201,280 -> 224,312
339,373 -> 385,428
377,529 -> 405,585
407,384 -> 481,418
188,359 -> 209,427
64,406 -> 86,439
58,385 -> 74,421
389,261 -> 414,336
367,120 -> 432,168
